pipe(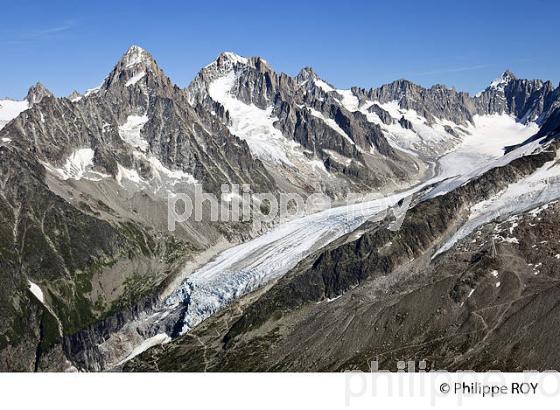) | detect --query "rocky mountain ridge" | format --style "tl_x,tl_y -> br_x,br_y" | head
1,45 -> 560,371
